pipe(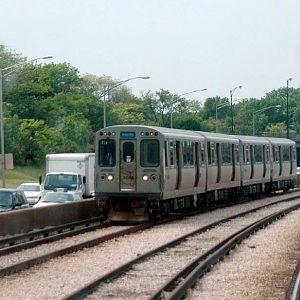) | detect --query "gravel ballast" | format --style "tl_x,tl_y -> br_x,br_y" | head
186,209 -> 300,300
